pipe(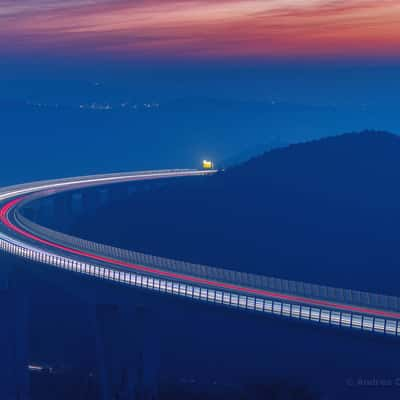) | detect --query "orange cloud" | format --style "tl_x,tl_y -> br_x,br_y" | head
0,0 -> 399,59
